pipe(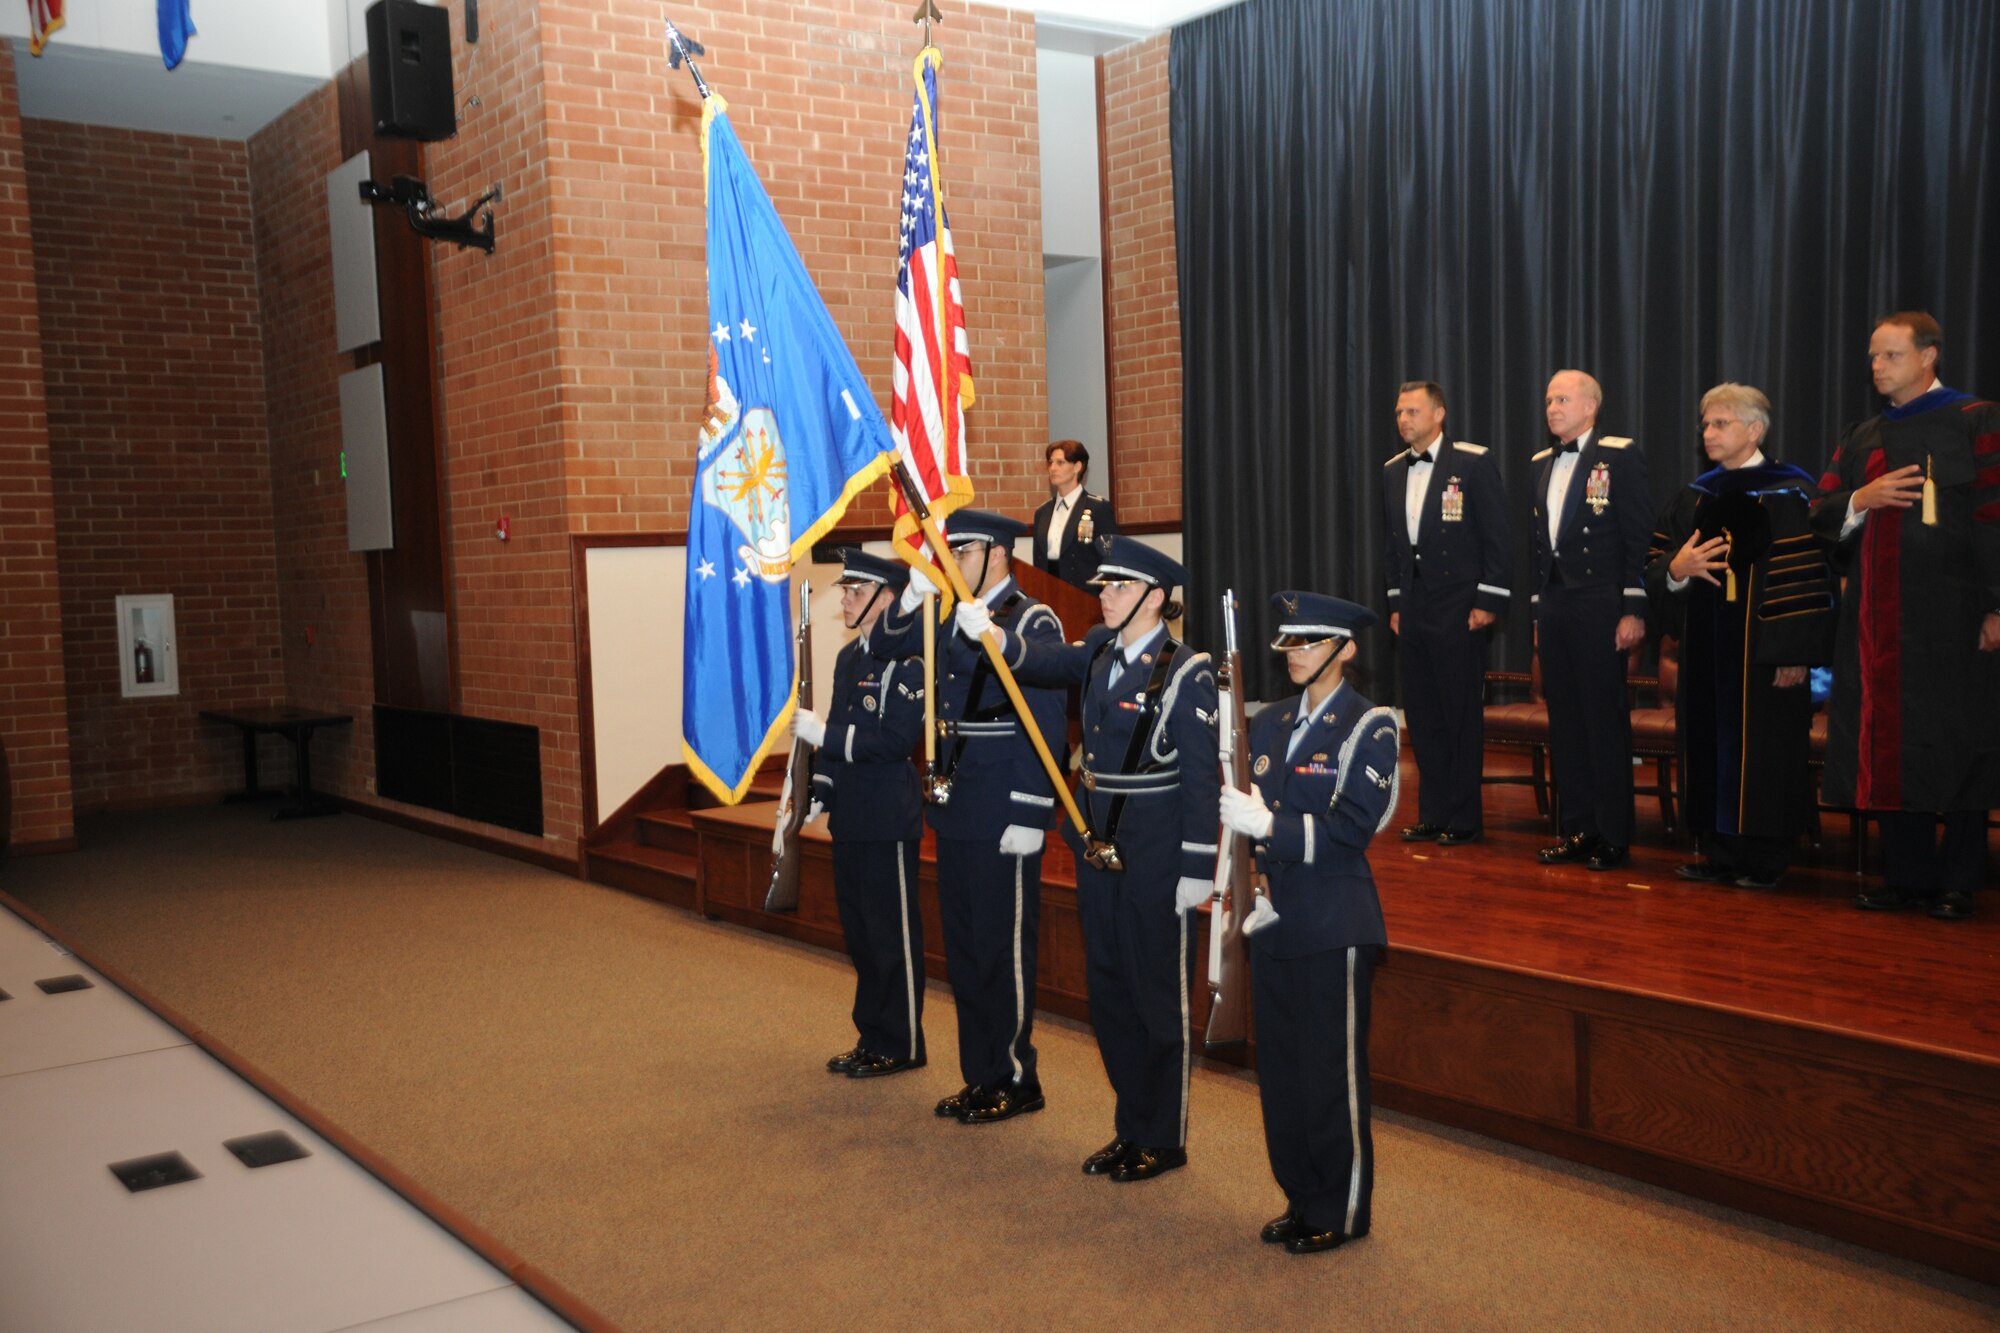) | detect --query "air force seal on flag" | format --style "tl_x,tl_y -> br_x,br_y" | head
700,402 -> 793,583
